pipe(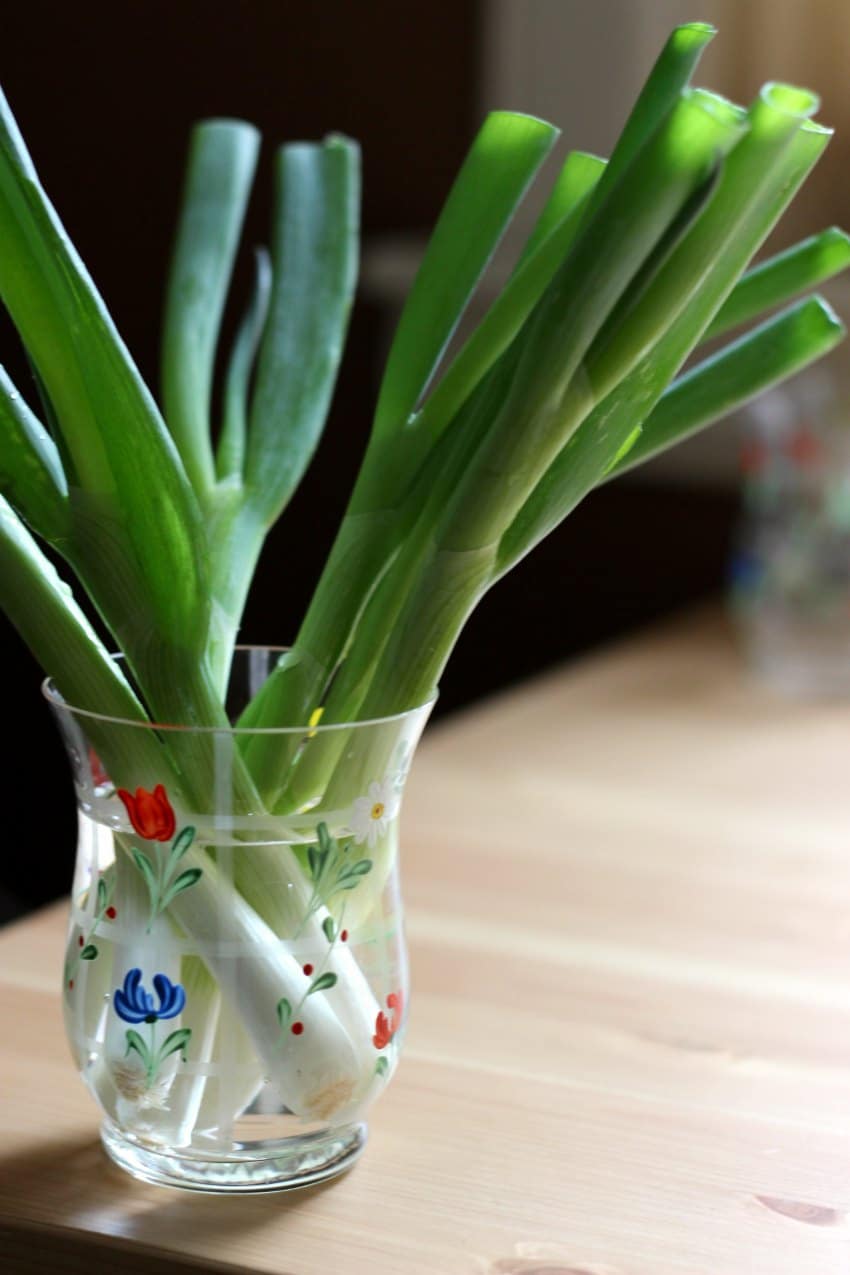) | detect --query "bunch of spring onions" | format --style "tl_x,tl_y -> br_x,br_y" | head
2,22 -> 850,1122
